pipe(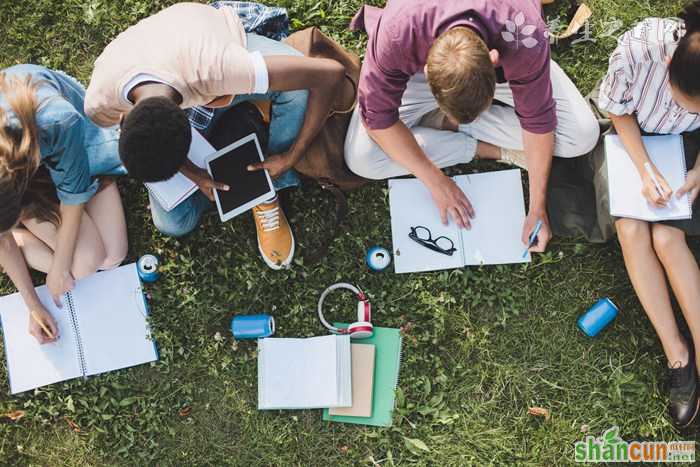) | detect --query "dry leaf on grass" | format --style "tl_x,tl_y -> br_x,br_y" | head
2,410 -> 26,421
178,406 -> 192,417
527,407 -> 551,420
64,416 -> 81,433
